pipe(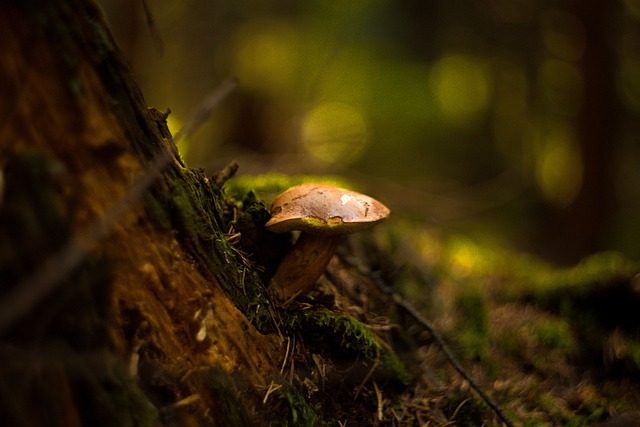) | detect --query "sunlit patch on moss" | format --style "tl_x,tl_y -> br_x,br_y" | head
226,173 -> 352,206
